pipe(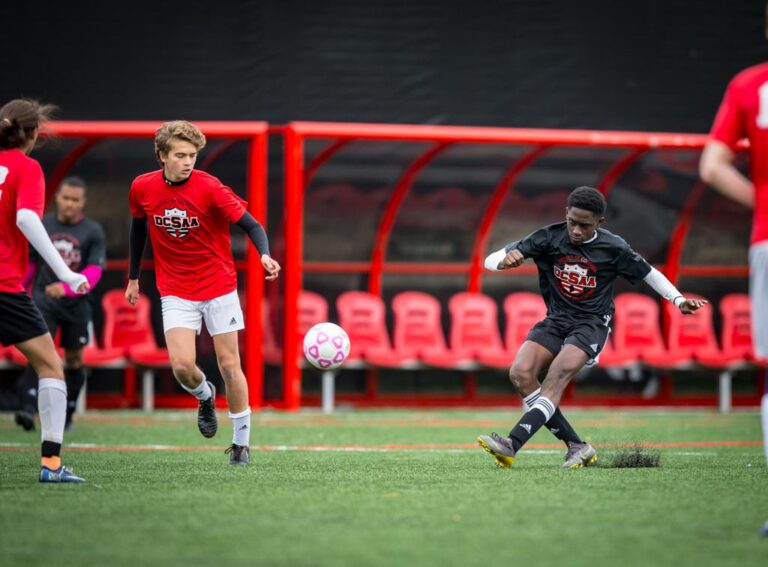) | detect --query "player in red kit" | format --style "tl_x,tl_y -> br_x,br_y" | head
699,3 -> 768,537
0,99 -> 89,482
126,120 -> 280,465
